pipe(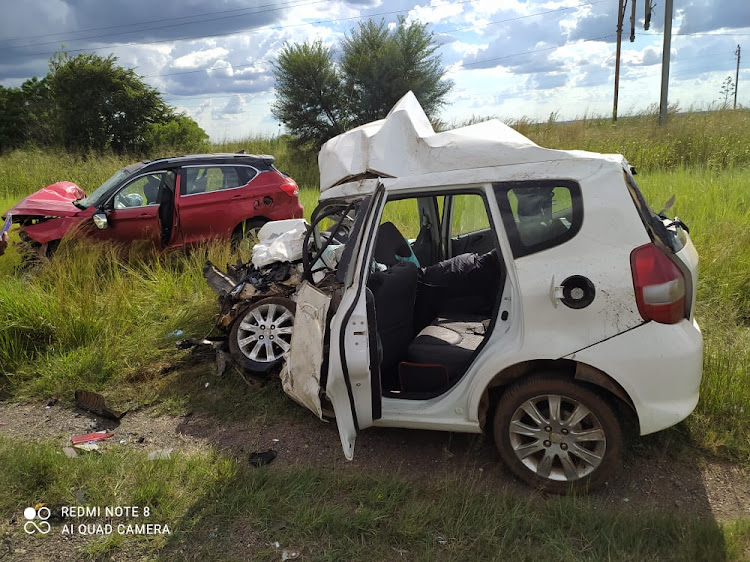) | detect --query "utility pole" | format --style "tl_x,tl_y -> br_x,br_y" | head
659,0 -> 674,125
735,45 -> 741,110
630,0 -> 637,42
613,0 -> 627,122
